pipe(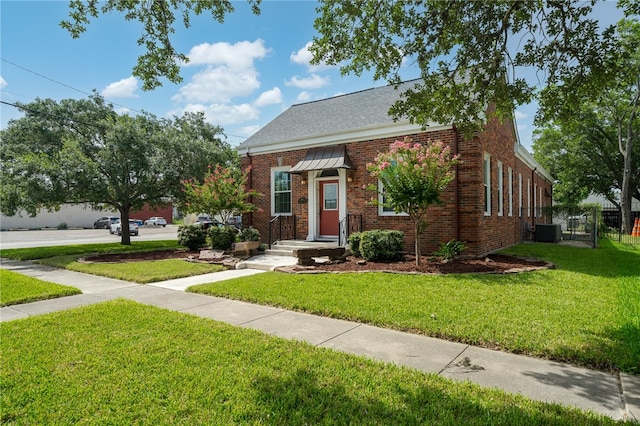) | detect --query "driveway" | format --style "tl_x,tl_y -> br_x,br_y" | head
0,225 -> 179,250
